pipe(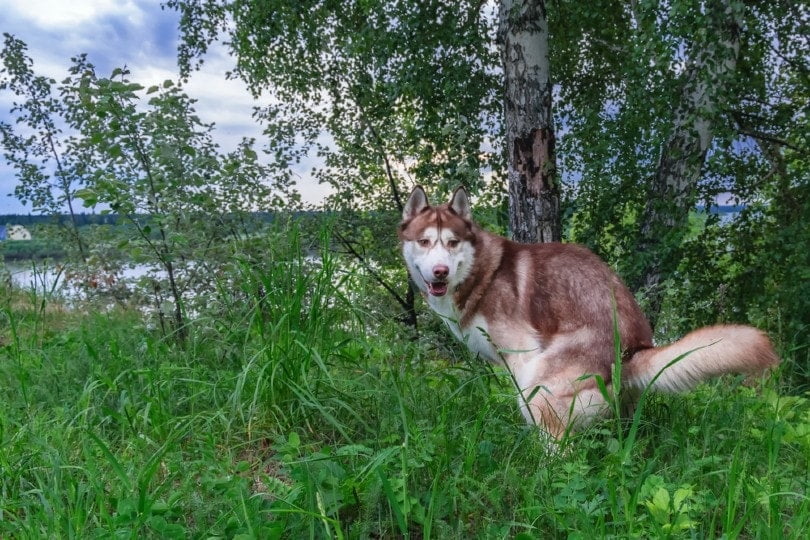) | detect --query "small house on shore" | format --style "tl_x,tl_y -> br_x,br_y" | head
2,225 -> 32,241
